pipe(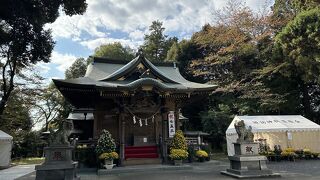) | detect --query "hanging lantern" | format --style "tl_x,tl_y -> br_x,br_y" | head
133,116 -> 136,124
139,119 -> 143,127
145,118 -> 148,126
